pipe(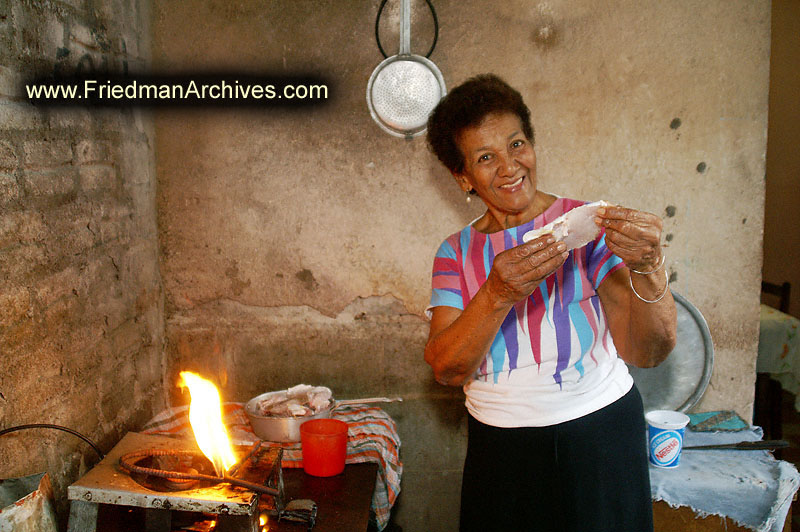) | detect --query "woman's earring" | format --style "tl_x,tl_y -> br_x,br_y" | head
466,190 -> 472,204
